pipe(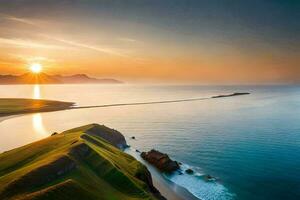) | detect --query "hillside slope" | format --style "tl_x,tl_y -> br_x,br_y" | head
0,124 -> 164,200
